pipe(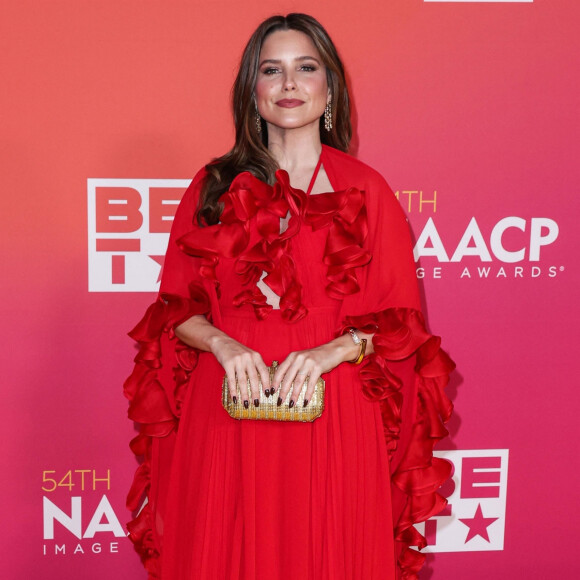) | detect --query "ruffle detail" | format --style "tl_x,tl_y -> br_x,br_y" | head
123,283 -> 211,578
341,308 -> 454,579
305,185 -> 371,298
177,170 -> 370,321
